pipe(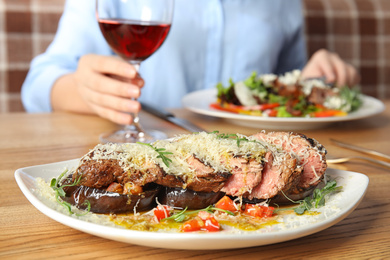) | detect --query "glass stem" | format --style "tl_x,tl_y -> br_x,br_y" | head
126,61 -> 144,139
